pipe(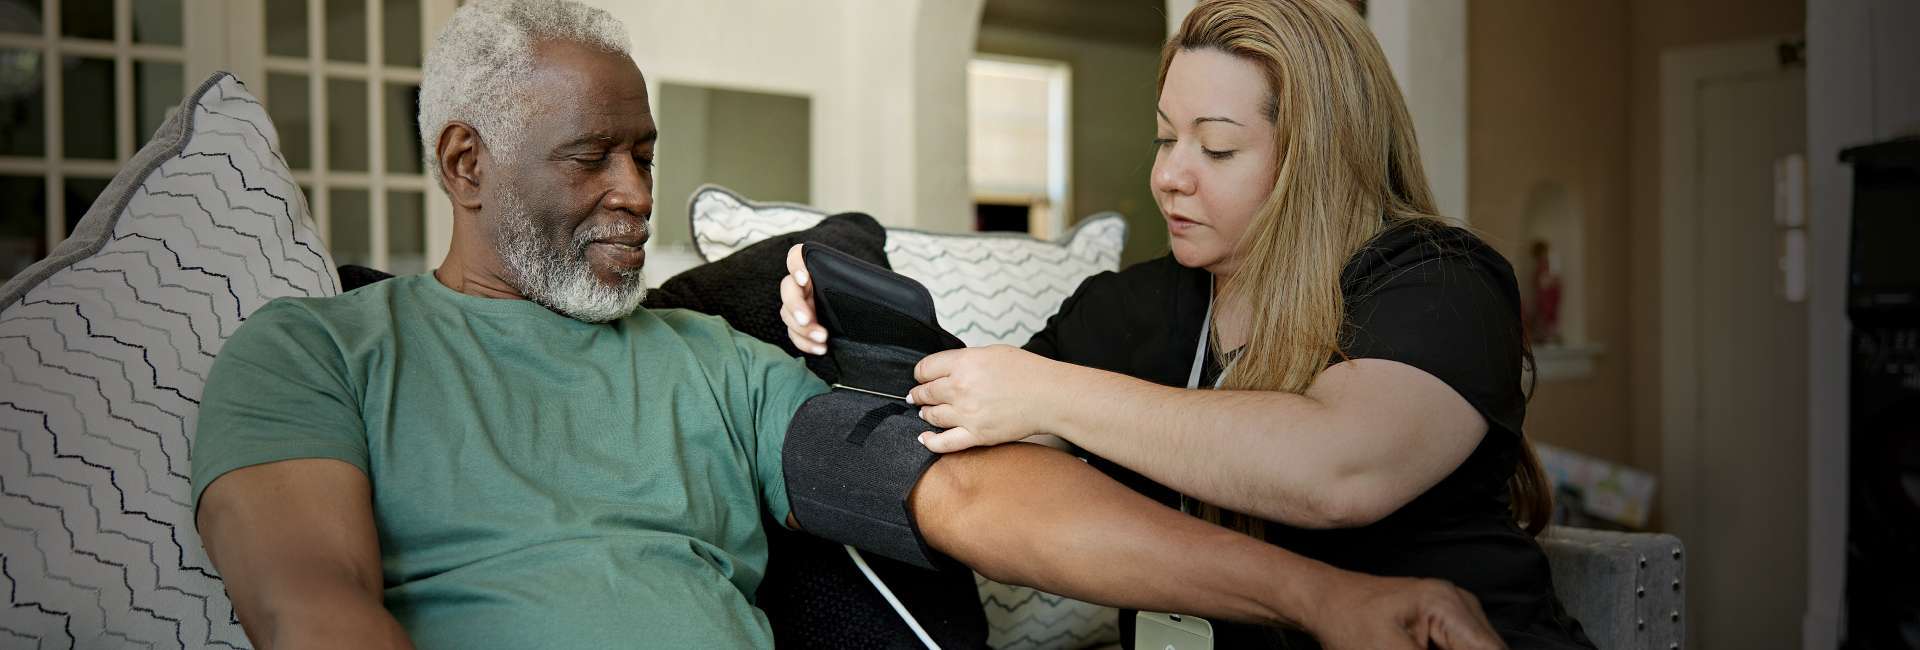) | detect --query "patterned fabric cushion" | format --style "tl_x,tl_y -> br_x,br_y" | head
883,220 -> 1125,347
0,73 -> 334,648
688,184 -> 1125,649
